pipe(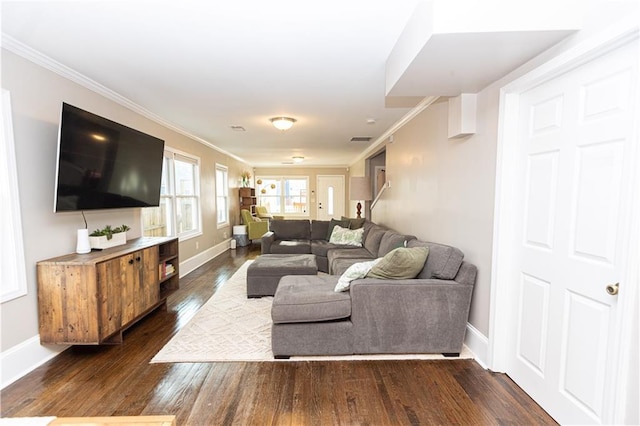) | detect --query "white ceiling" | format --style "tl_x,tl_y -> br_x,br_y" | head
1,1 -> 580,167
